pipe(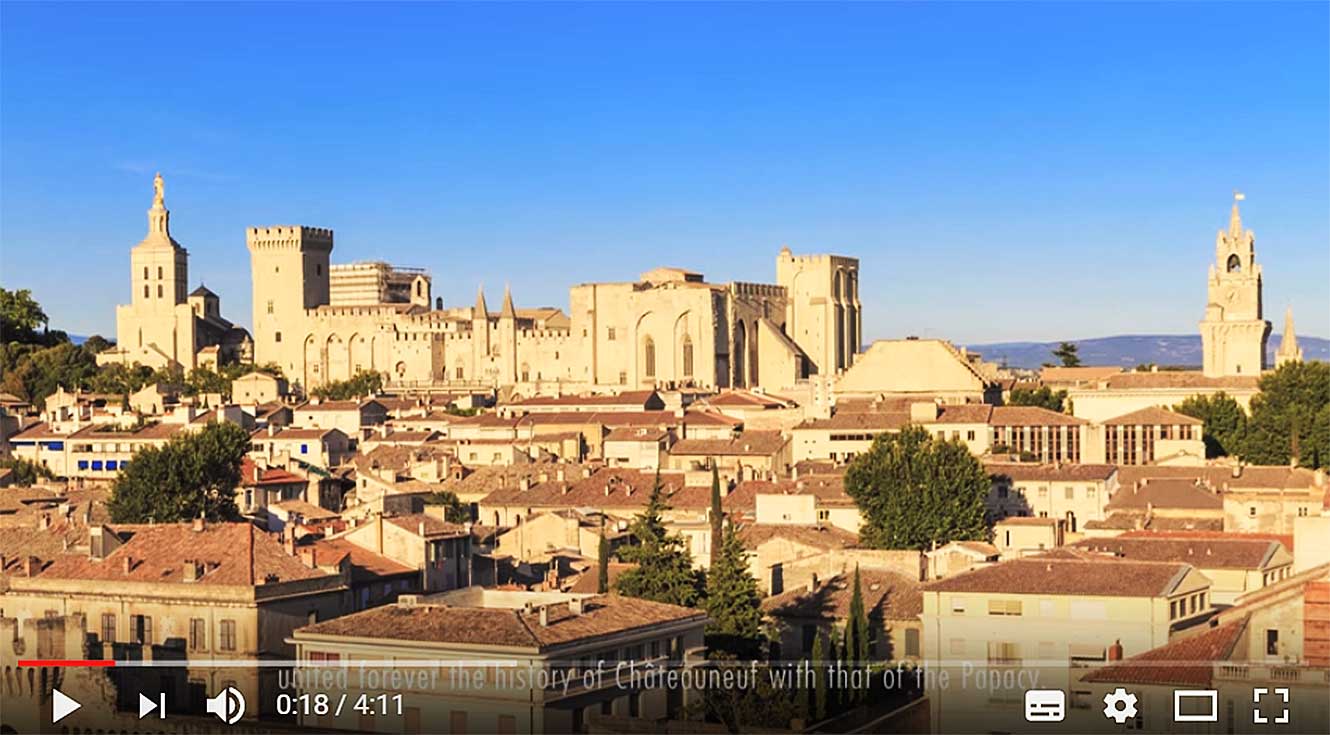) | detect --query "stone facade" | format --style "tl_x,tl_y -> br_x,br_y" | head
101,174 -> 251,370
1200,195 -> 1271,377
246,220 -> 860,394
